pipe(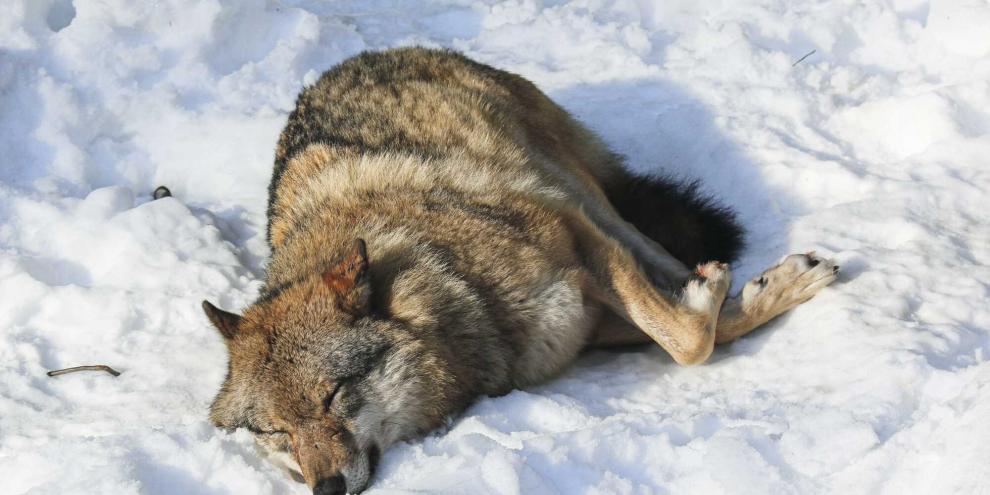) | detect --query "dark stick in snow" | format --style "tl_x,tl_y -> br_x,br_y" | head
47,365 -> 122,377
792,49 -> 816,67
